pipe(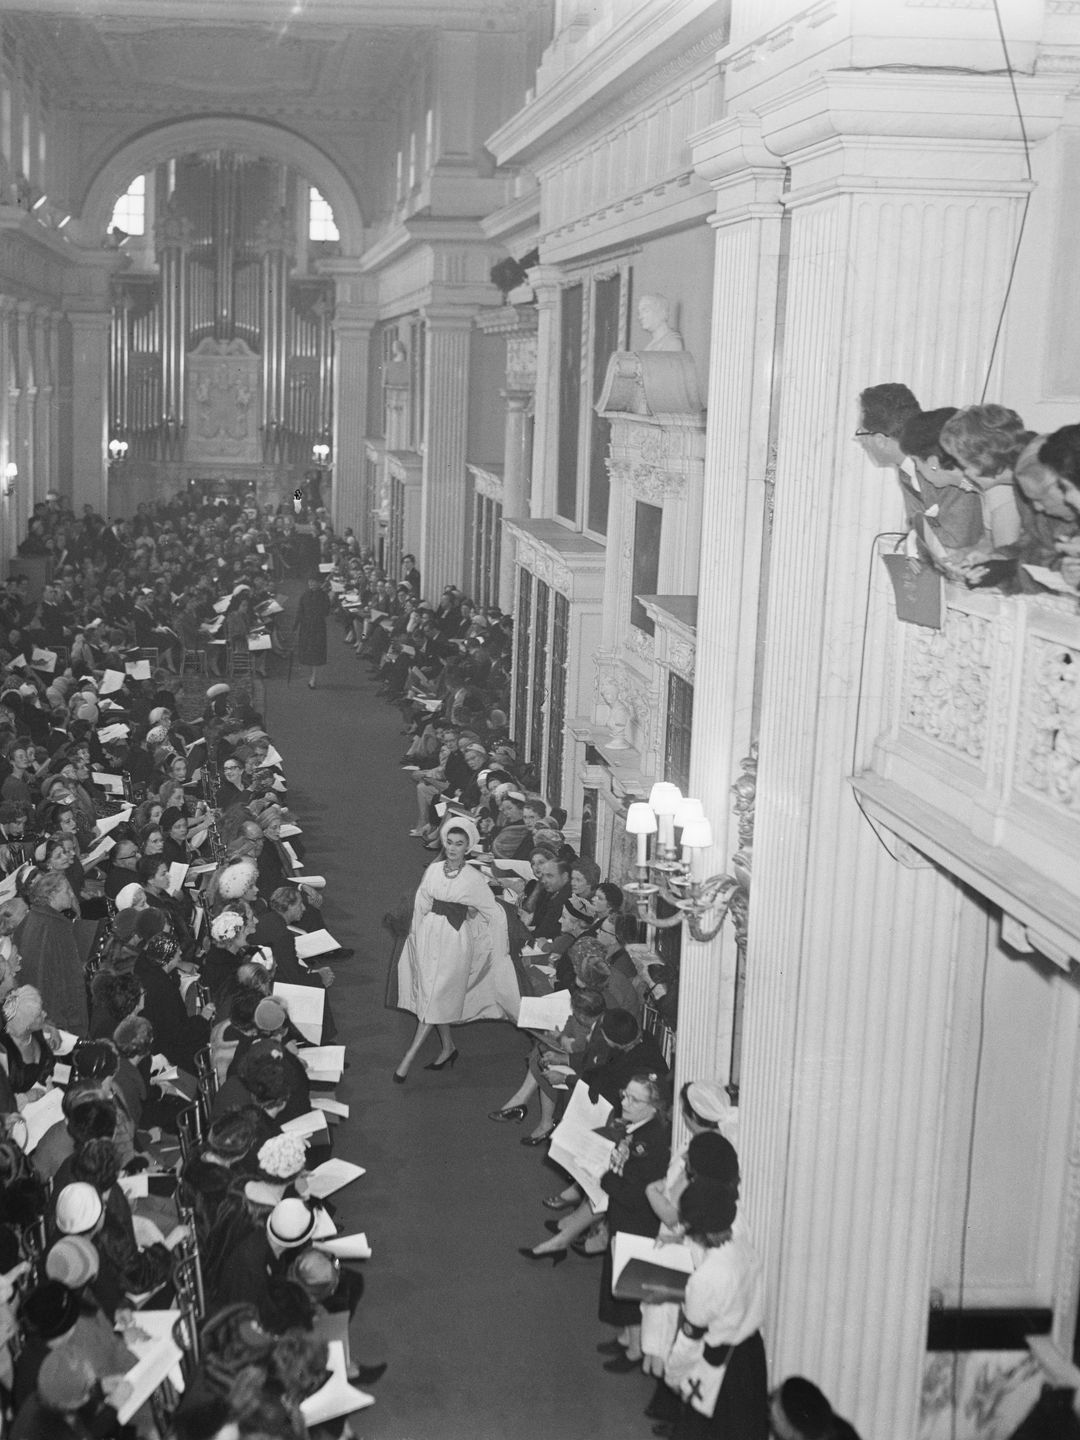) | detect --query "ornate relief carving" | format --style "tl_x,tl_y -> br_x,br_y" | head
594,656 -> 655,758
626,625 -> 655,664
469,466 -> 504,502
901,610 -> 993,762
597,350 -> 704,419
514,532 -> 572,597
728,745 -> 757,956
506,332 -> 538,391
920,1352 -> 1039,1440
1015,635 -> 1080,814
186,337 -> 258,464
667,635 -> 695,683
